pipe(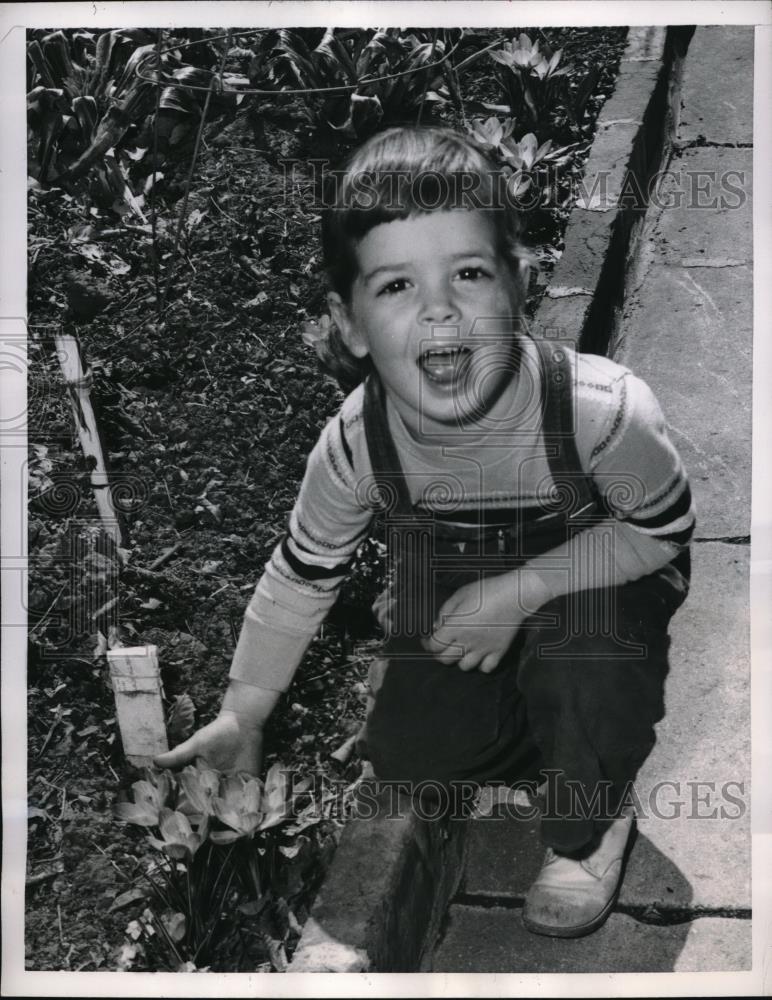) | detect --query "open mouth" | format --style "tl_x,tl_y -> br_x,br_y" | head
418,346 -> 472,385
